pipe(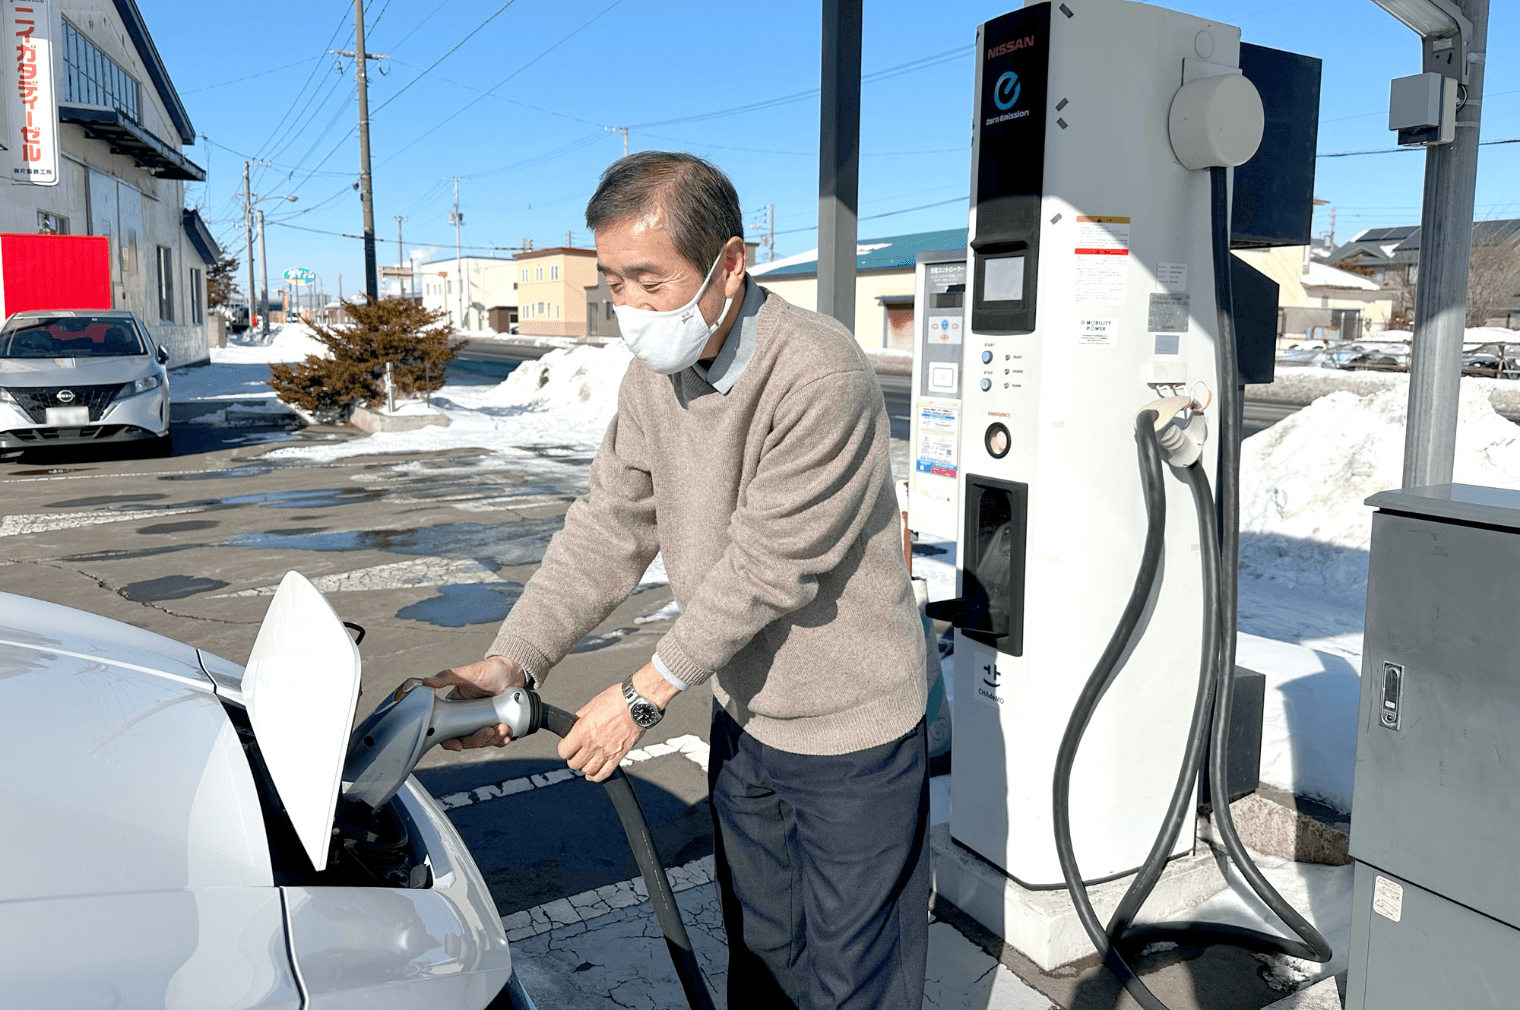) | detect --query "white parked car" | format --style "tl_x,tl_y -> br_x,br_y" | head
0,574 -> 532,1008
0,309 -> 172,453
